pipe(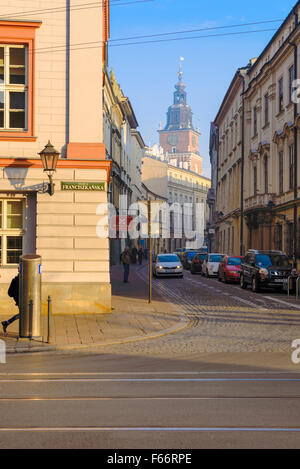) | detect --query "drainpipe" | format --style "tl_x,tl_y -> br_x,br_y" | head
289,7 -> 298,265
239,70 -> 246,256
